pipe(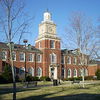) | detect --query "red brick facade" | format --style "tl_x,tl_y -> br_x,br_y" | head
0,11 -> 99,79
